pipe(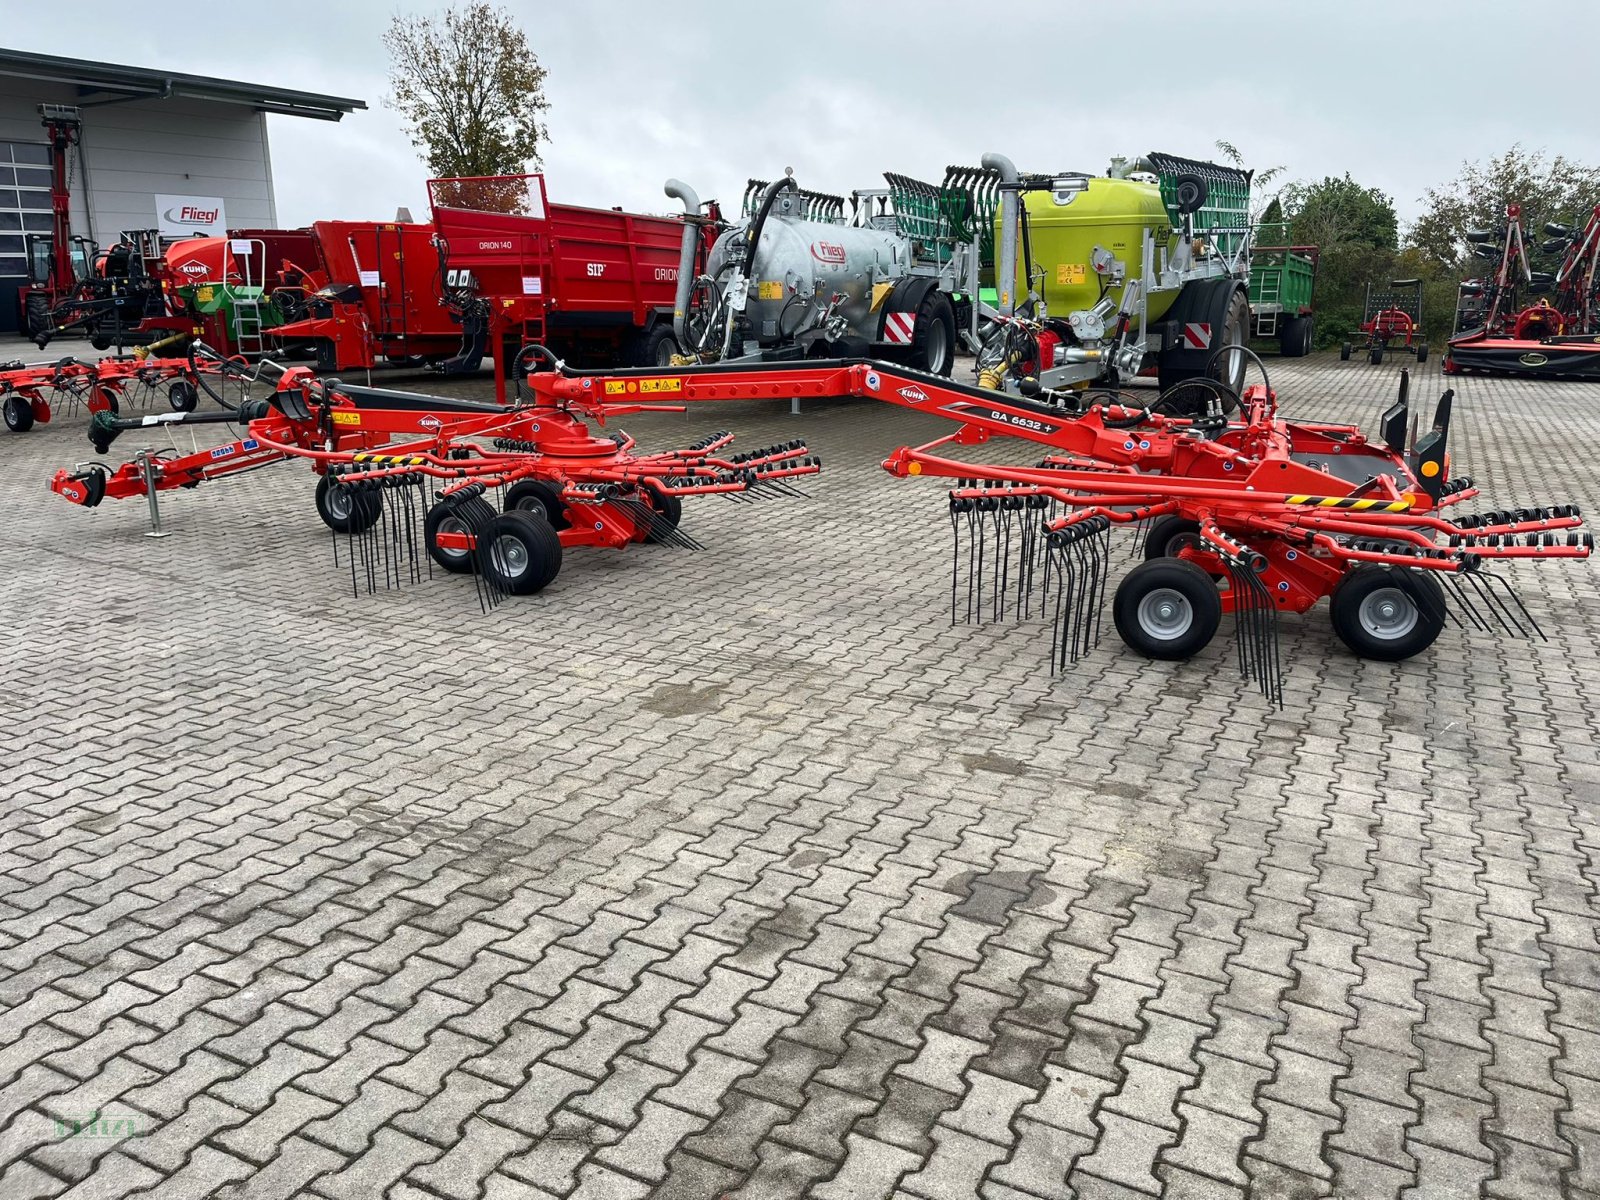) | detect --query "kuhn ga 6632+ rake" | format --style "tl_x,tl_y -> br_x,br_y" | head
520,355 -> 1592,704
